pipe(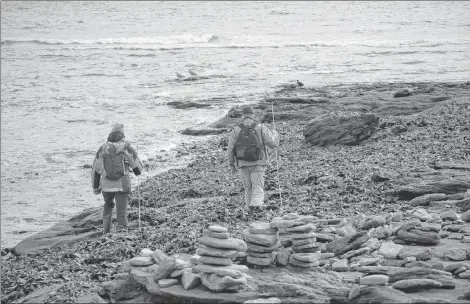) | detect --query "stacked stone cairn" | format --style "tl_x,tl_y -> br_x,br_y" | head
271,213 -> 321,268
242,222 -> 280,267
191,225 -> 250,292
